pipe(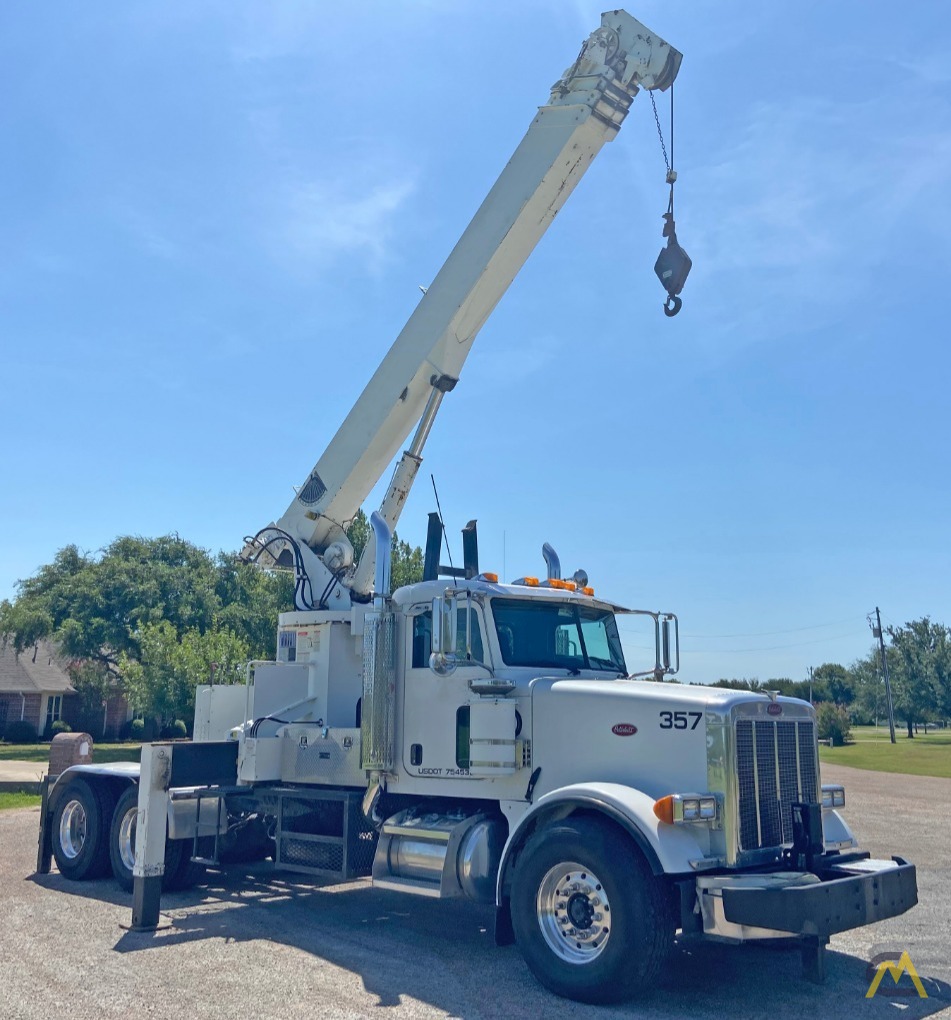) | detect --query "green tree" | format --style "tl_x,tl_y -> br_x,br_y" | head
66,659 -> 116,740
346,509 -> 424,590
391,536 -> 425,590
813,662 -> 854,705
849,651 -> 888,725
120,621 -> 250,727
2,520 -> 425,727
215,552 -> 294,658
0,535 -> 284,726
0,536 -> 220,673
709,678 -> 763,691
887,618 -> 950,736
816,702 -> 851,746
